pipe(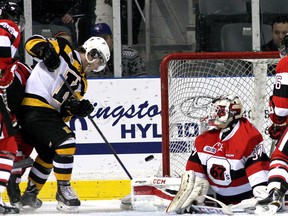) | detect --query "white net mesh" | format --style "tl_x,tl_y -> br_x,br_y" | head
159,52 -> 279,177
